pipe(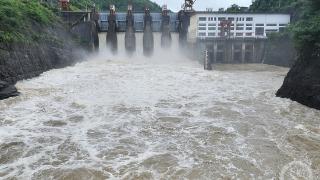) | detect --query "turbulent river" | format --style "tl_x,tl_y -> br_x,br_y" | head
0,34 -> 319,179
